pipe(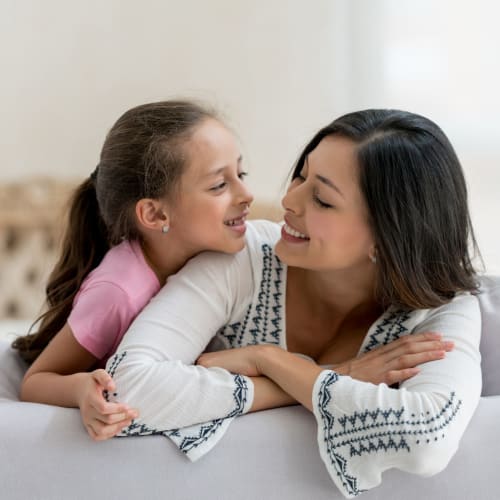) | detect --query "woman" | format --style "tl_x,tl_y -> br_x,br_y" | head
107,109 -> 481,497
